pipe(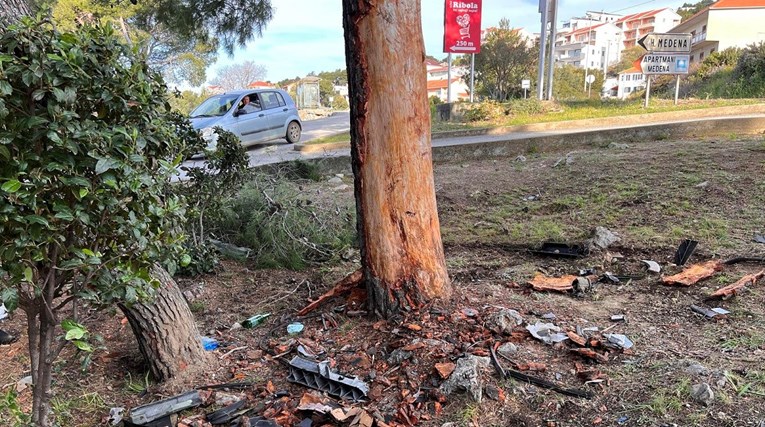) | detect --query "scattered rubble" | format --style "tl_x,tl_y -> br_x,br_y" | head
587,227 -> 620,251
526,321 -> 569,345
439,355 -> 491,402
488,308 -> 524,334
691,383 -> 715,406
528,273 -> 577,292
